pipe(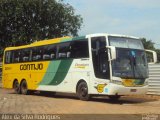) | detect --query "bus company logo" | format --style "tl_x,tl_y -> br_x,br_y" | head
97,84 -> 107,93
20,63 -> 43,70
75,63 -> 89,69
